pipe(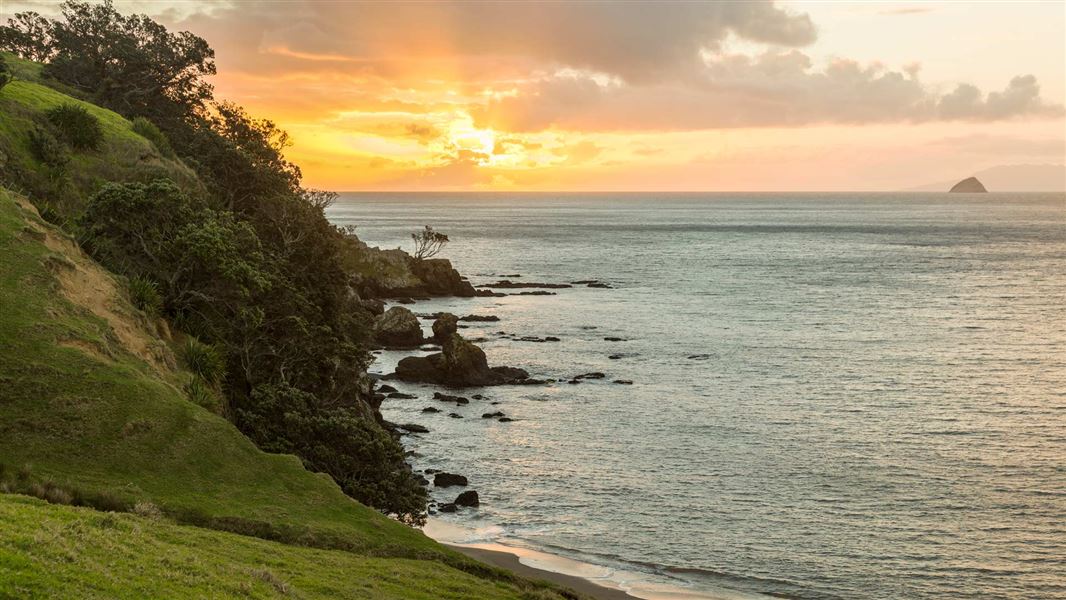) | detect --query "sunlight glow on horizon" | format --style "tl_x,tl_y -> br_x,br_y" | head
108,0 -> 1066,191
